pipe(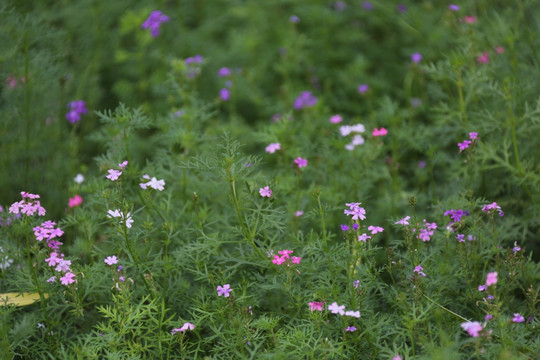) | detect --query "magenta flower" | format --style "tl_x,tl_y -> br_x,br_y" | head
358,84 -> 369,94
308,302 -> 324,311
142,10 -> 170,37
512,313 -> 524,323
272,255 -> 286,265
68,195 -> 83,208
259,186 -> 272,198
372,127 -> 388,137
295,210 -> 304,217
411,52 -> 422,63
171,322 -> 195,334
485,314 -> 493,321
485,272 -> 498,286
413,265 -> 427,277
278,250 -> 293,258
219,88 -> 230,101
463,16 -> 477,24
294,157 -> 308,168
461,321 -> 483,337
330,115 -> 343,124
368,225 -> 384,234
60,272 -> 76,286
392,356 -> 403,360
456,234 -> 465,242
265,143 -> 281,153
495,46 -> 505,54
395,216 -> 410,225
482,202 -> 504,217
217,284 -> 232,297
345,326 -> 357,332
469,132 -> 478,140
291,256 -> 301,264
476,51 -> 489,64
328,302 -> 345,315
458,140 -> 472,153
104,256 -> 118,266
